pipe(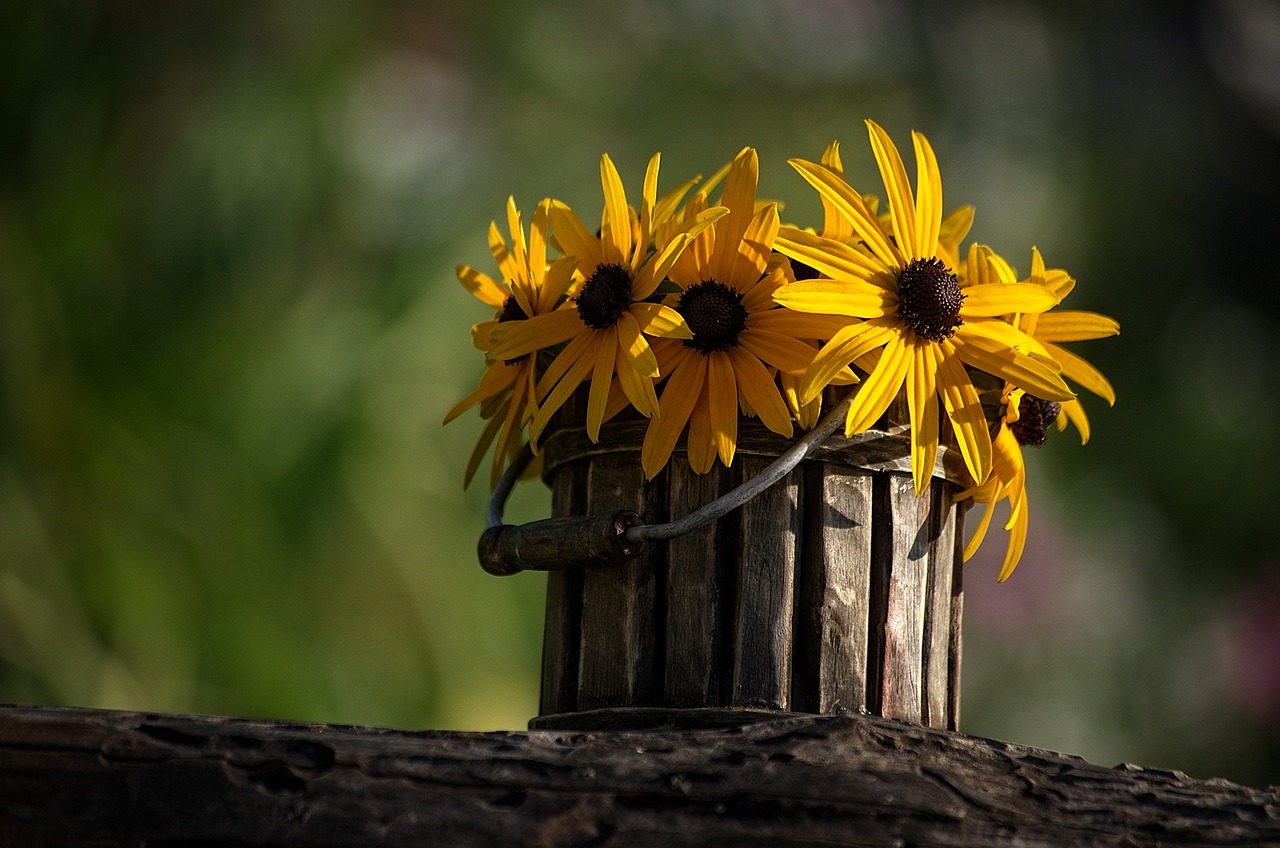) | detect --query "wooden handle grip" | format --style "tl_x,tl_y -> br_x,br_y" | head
478,512 -> 642,575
